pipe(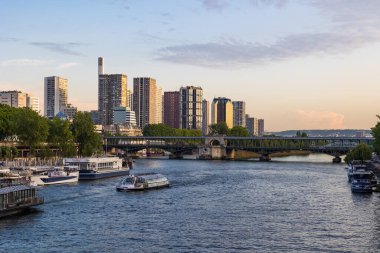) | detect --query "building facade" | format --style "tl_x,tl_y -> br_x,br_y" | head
258,119 -> 265,137
179,86 -> 203,130
211,97 -> 233,128
63,104 -> 78,120
44,76 -> 68,118
246,115 -> 259,136
156,86 -> 163,124
202,99 -> 209,135
232,101 -> 246,127
126,89 -> 133,110
0,91 -> 27,108
133,77 -> 157,128
163,91 -> 180,128
26,95 -> 39,113
113,107 -> 137,127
